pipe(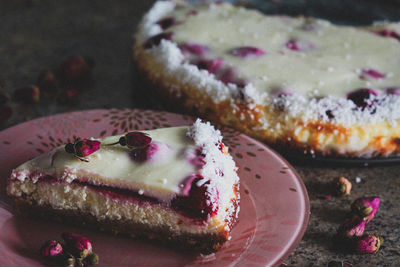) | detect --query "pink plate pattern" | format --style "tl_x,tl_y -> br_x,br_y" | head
0,109 -> 309,267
